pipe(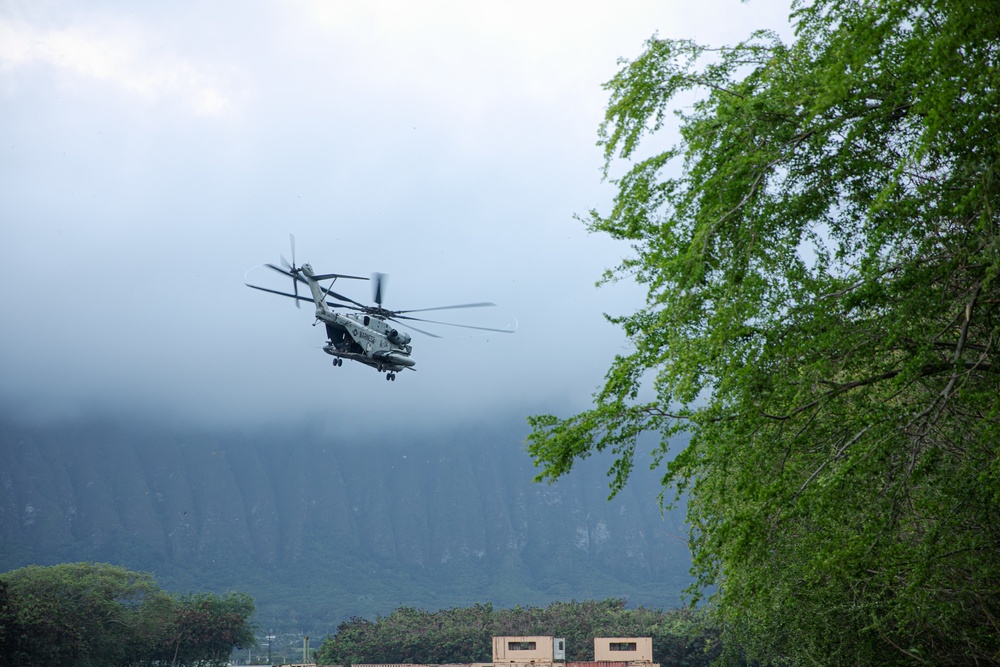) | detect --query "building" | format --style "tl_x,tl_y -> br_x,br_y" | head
593,637 -> 653,663
301,635 -> 655,667
492,636 -> 566,663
